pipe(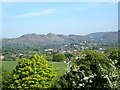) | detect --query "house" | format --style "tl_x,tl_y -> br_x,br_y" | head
63,58 -> 70,63
0,56 -> 4,60
96,50 -> 105,54
62,51 -> 66,54
64,60 -> 69,63
44,49 -> 53,52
